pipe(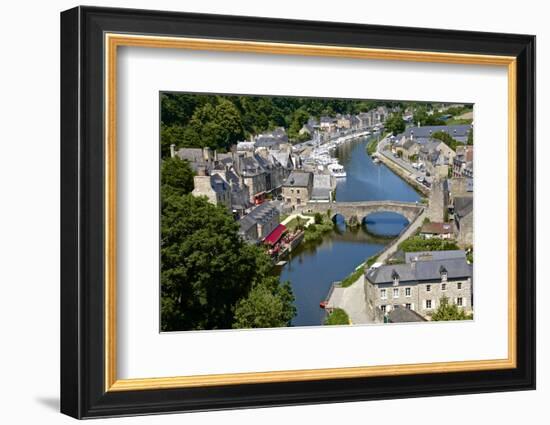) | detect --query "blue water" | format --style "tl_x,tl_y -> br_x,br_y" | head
279,136 -> 421,326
